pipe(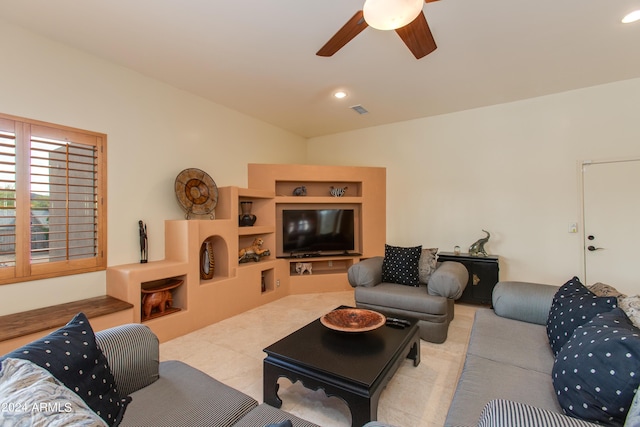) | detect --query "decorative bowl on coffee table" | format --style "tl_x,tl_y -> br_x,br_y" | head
320,308 -> 386,332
